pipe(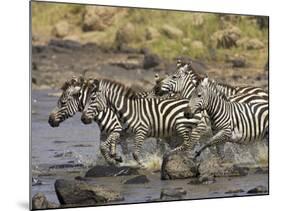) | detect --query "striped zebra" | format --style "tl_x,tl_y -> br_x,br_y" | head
187,77 -> 268,157
155,60 -> 268,99
81,79 -> 201,166
48,77 -> 174,165
154,60 -> 268,155
48,77 -> 129,165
